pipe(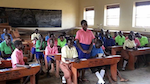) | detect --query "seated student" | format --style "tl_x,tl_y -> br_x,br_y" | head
60,39 -> 80,84
115,31 -> 125,46
105,30 -> 112,37
30,37 -> 38,62
31,29 -> 40,40
45,39 -> 58,77
57,35 -> 66,52
36,35 -> 46,74
45,31 -> 51,41
90,39 -> 105,84
135,33 -> 148,47
104,34 -> 115,48
99,29 -> 106,42
11,40 -> 30,68
94,36 -> 105,50
0,34 -> 15,59
122,34 -> 137,70
1,28 -> 13,41
47,33 -> 57,46
113,32 -> 118,40
126,31 -> 140,47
